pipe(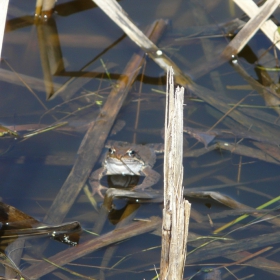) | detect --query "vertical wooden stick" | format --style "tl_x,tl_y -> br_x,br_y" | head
160,67 -> 191,279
